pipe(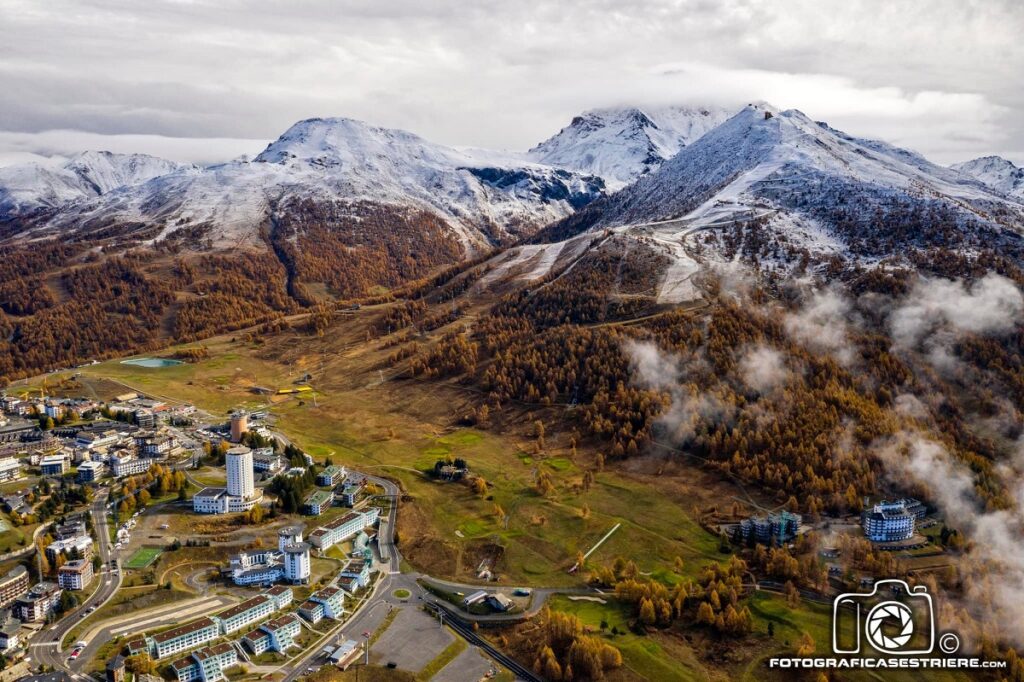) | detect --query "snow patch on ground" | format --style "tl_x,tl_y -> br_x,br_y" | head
479,241 -> 567,286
